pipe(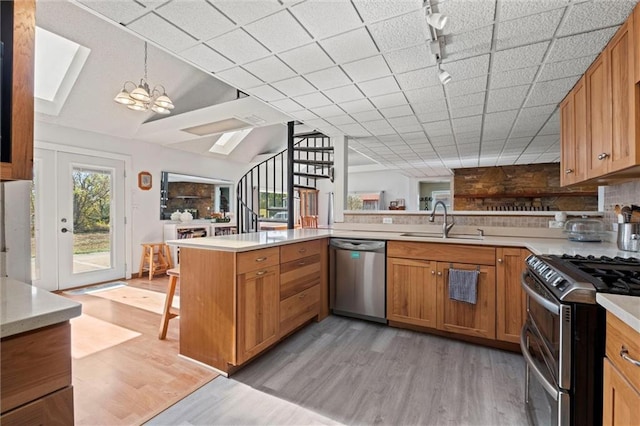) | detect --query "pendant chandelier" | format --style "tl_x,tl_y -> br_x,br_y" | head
113,42 -> 175,114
